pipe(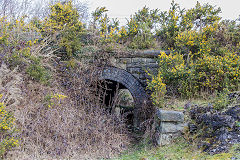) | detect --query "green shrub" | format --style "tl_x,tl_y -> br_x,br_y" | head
0,101 -> 19,158
148,51 -> 240,99
147,70 -> 167,108
211,89 -> 239,110
148,2 -> 240,98
126,6 -> 159,49
211,90 -> 230,110
26,59 -> 51,85
41,0 -> 85,59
